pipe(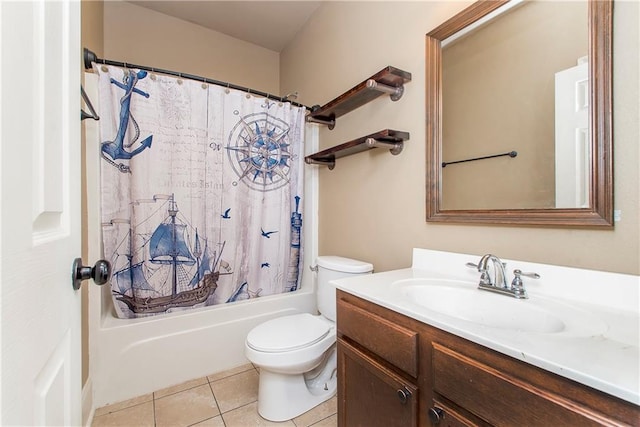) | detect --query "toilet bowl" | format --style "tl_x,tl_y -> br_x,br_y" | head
245,256 -> 373,422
